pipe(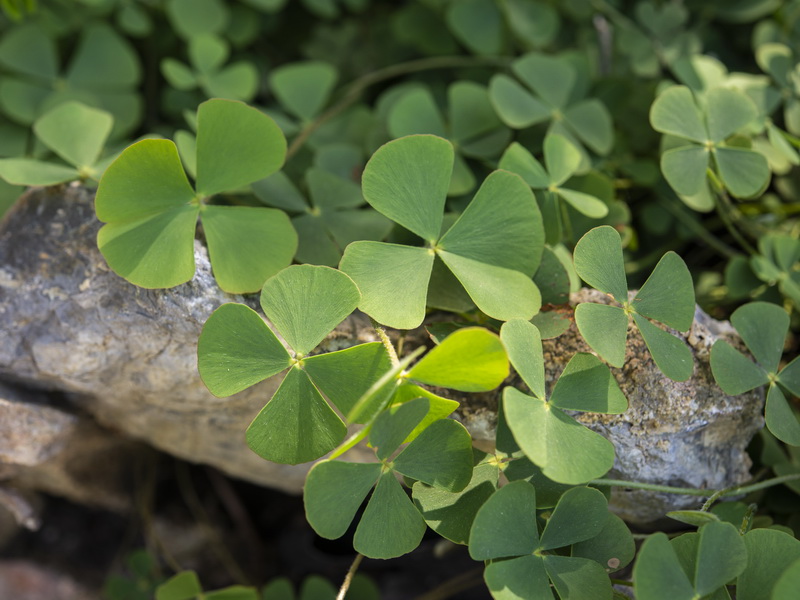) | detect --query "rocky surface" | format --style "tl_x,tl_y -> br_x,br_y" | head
0,185 -> 765,524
